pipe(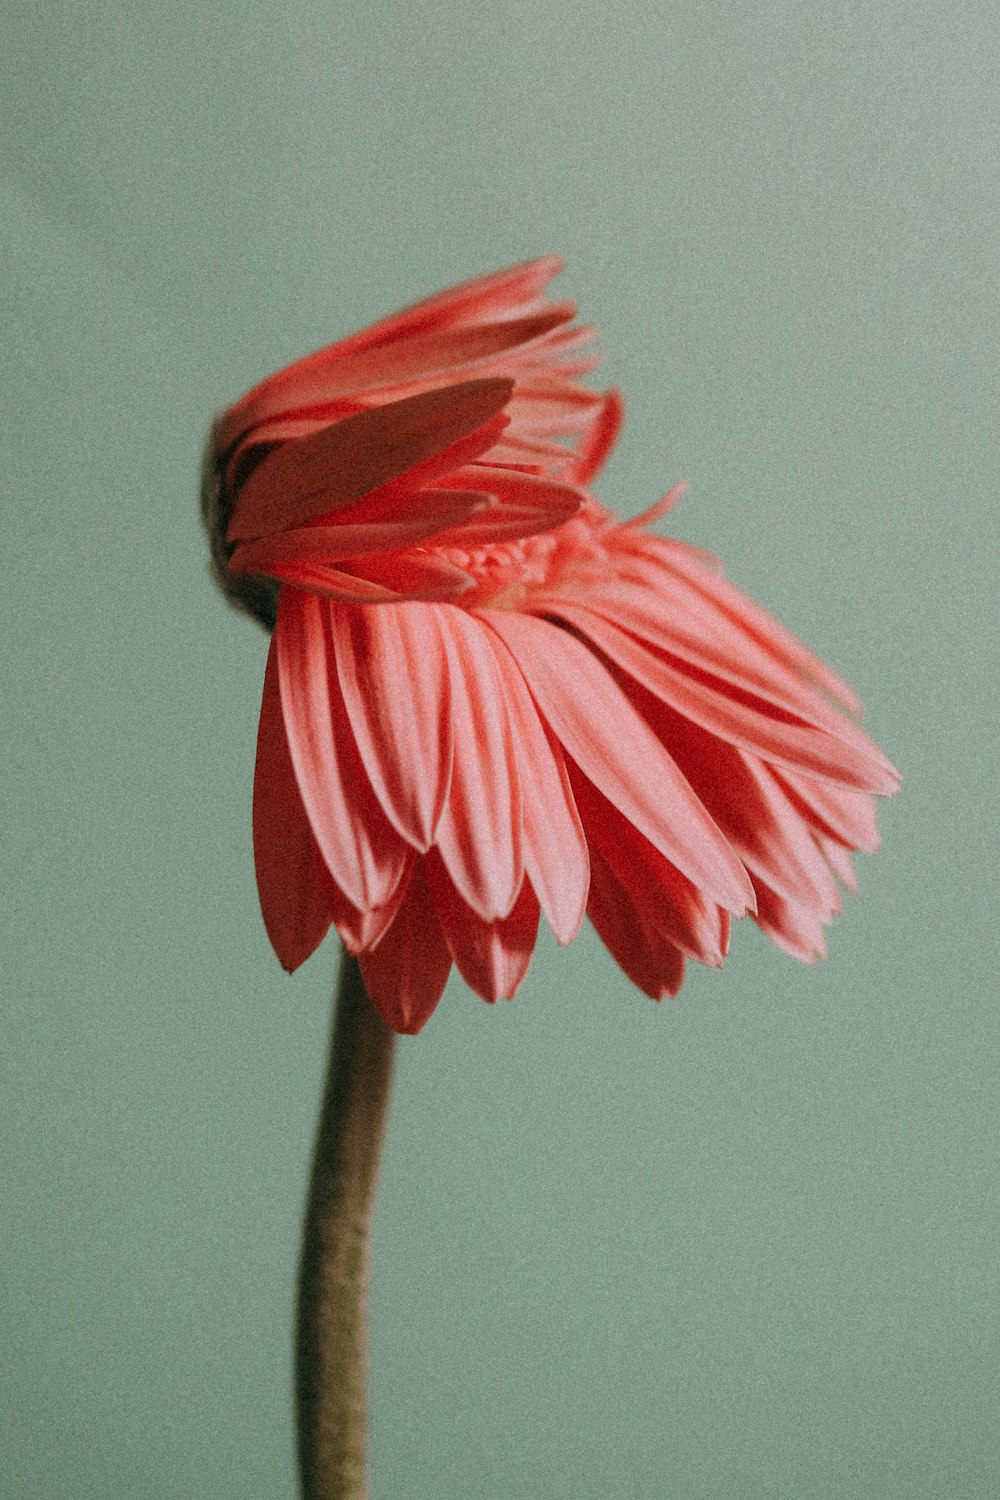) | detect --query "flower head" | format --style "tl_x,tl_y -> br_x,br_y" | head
205,259 -> 899,1033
